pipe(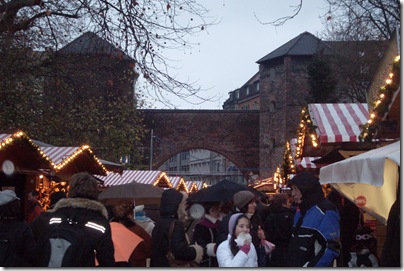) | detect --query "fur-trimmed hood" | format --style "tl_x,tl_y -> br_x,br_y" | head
51,198 -> 108,219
